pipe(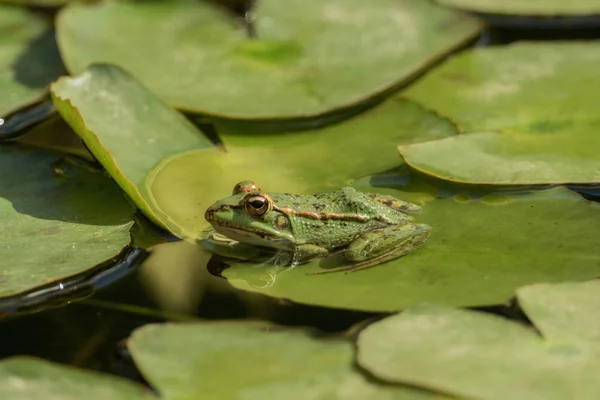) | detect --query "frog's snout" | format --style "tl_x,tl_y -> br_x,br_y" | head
204,203 -> 220,222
